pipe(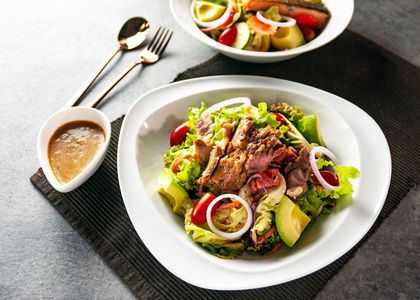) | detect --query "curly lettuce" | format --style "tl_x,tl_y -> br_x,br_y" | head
209,102 -> 282,142
163,104 -> 207,191
313,158 -> 360,199
270,103 -> 305,123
